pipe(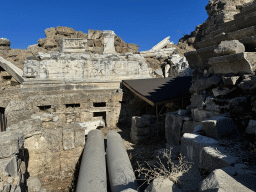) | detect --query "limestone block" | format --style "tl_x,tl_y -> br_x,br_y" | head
189,75 -> 222,94
92,30 -> 103,39
75,127 -> 86,147
42,129 -> 62,152
150,36 -> 171,51
0,131 -> 24,158
212,87 -> 233,97
181,133 -> 218,167
27,176 -> 42,192
202,116 -> 239,140
131,126 -> 151,136
165,112 -> 189,145
190,93 -> 206,109
7,118 -> 42,139
120,189 -> 137,192
222,75 -> 240,85
23,60 -> 40,78
200,146 -> 238,173
237,75 -> 256,93
131,116 -> 151,128
145,177 -> 181,192
63,128 -> 75,150
199,169 -> 254,192
191,108 -> 220,122
0,156 -> 18,177
182,121 -> 201,134
78,119 -> 105,135
204,96 -> 221,112
154,68 -> 163,76
208,52 -> 256,74
130,131 -> 150,144
245,119 -> 256,135
60,38 -> 88,53
214,40 -> 245,55
103,30 -> 116,54
229,96 -> 250,114
0,38 -> 11,46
